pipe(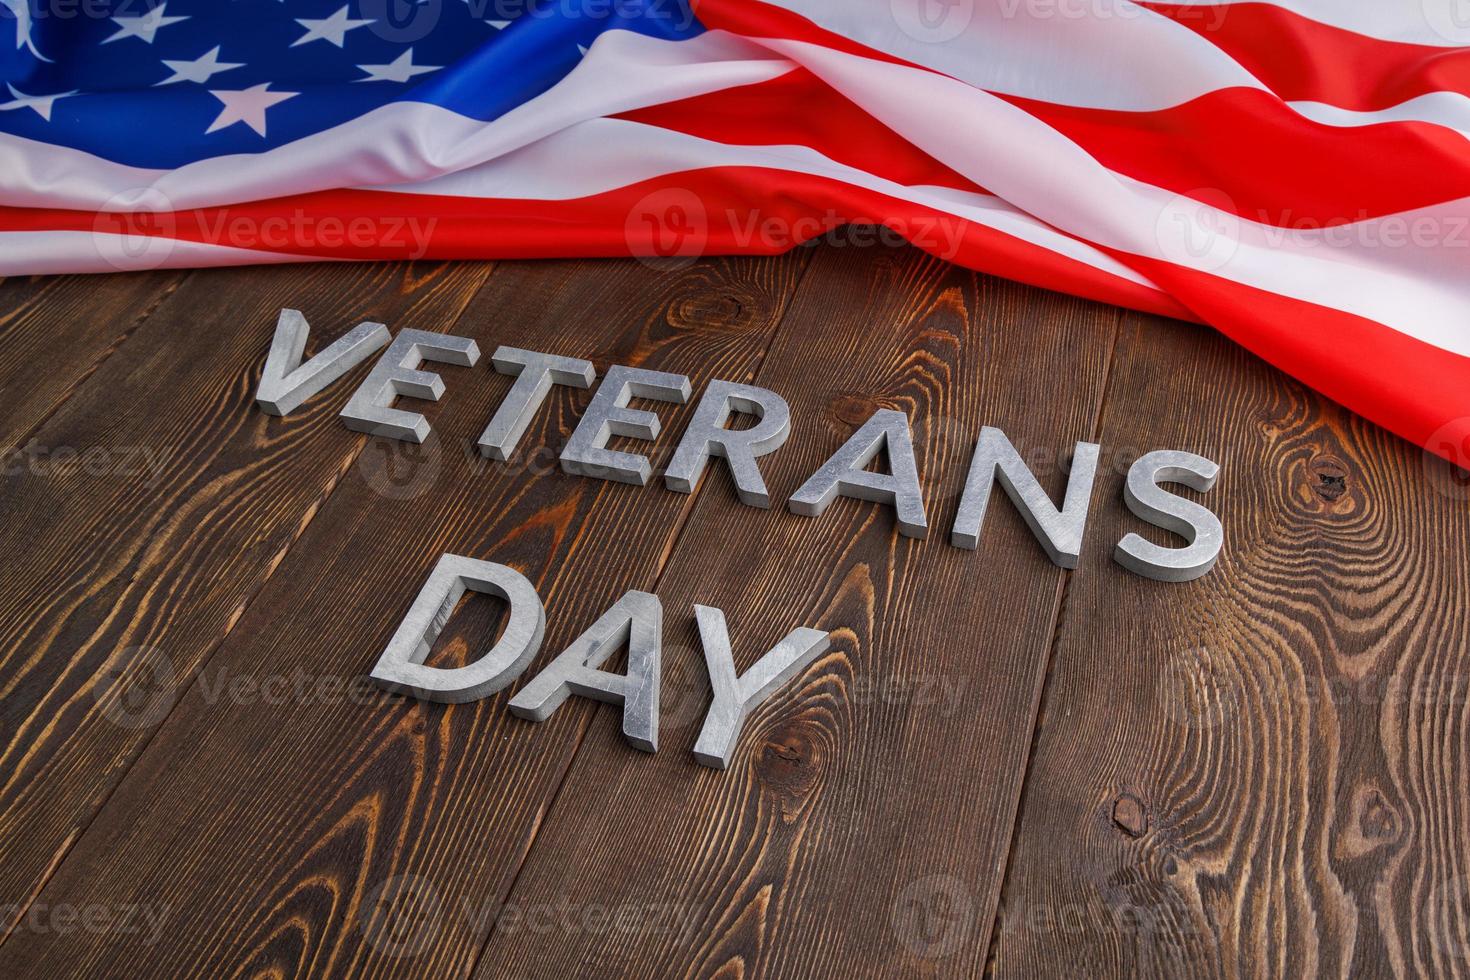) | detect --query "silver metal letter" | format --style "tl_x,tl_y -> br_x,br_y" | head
477,347 -> 596,460
951,427 -> 1101,568
691,606 -> 830,770
664,380 -> 791,508
369,554 -> 545,703
341,329 -> 480,443
507,591 -> 662,752
255,309 -> 391,416
560,365 -> 691,485
1114,450 -> 1224,583
787,408 -> 928,538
